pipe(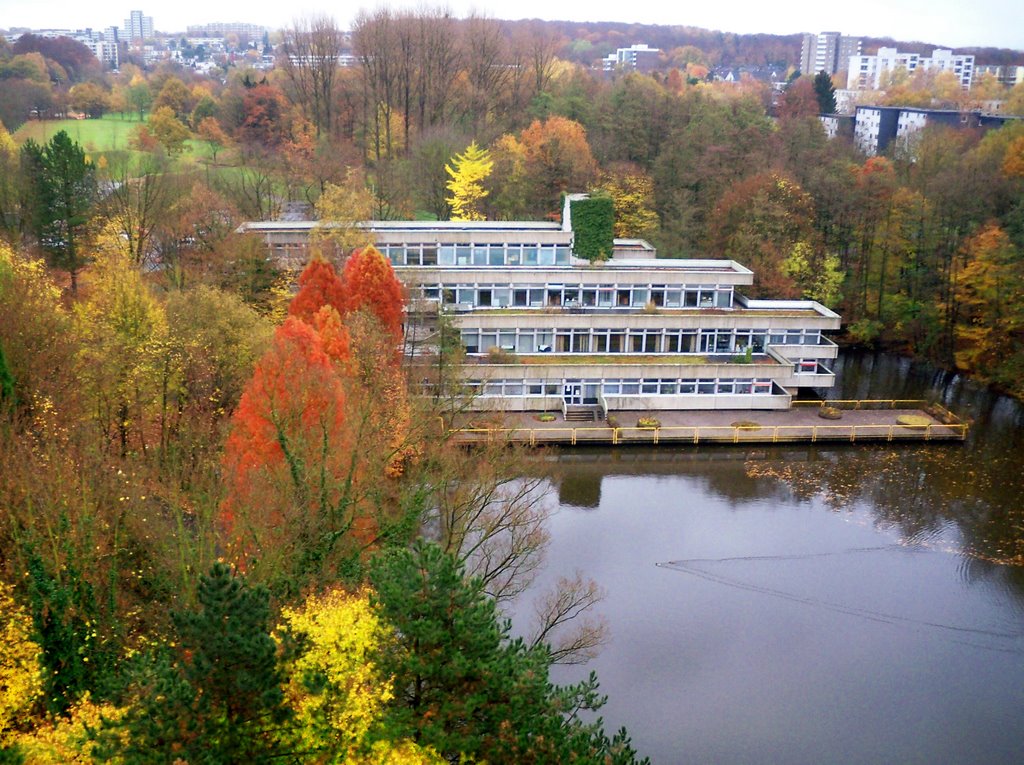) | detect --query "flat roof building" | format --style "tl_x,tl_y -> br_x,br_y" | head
240,197 -> 840,416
